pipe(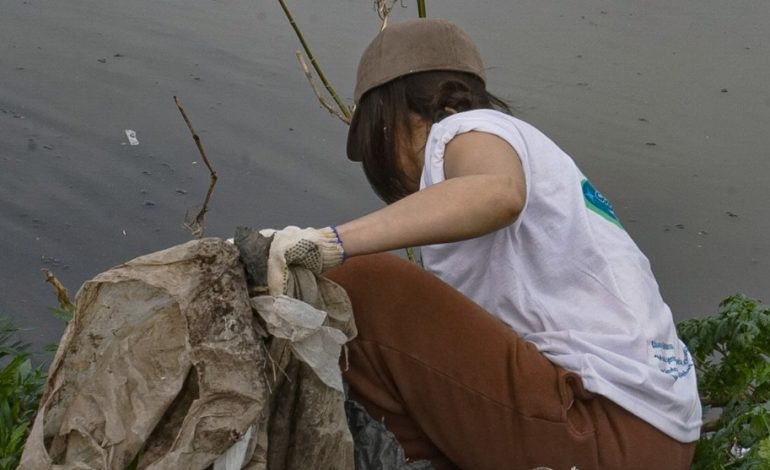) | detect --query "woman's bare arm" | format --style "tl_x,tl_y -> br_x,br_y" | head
336,131 -> 526,257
